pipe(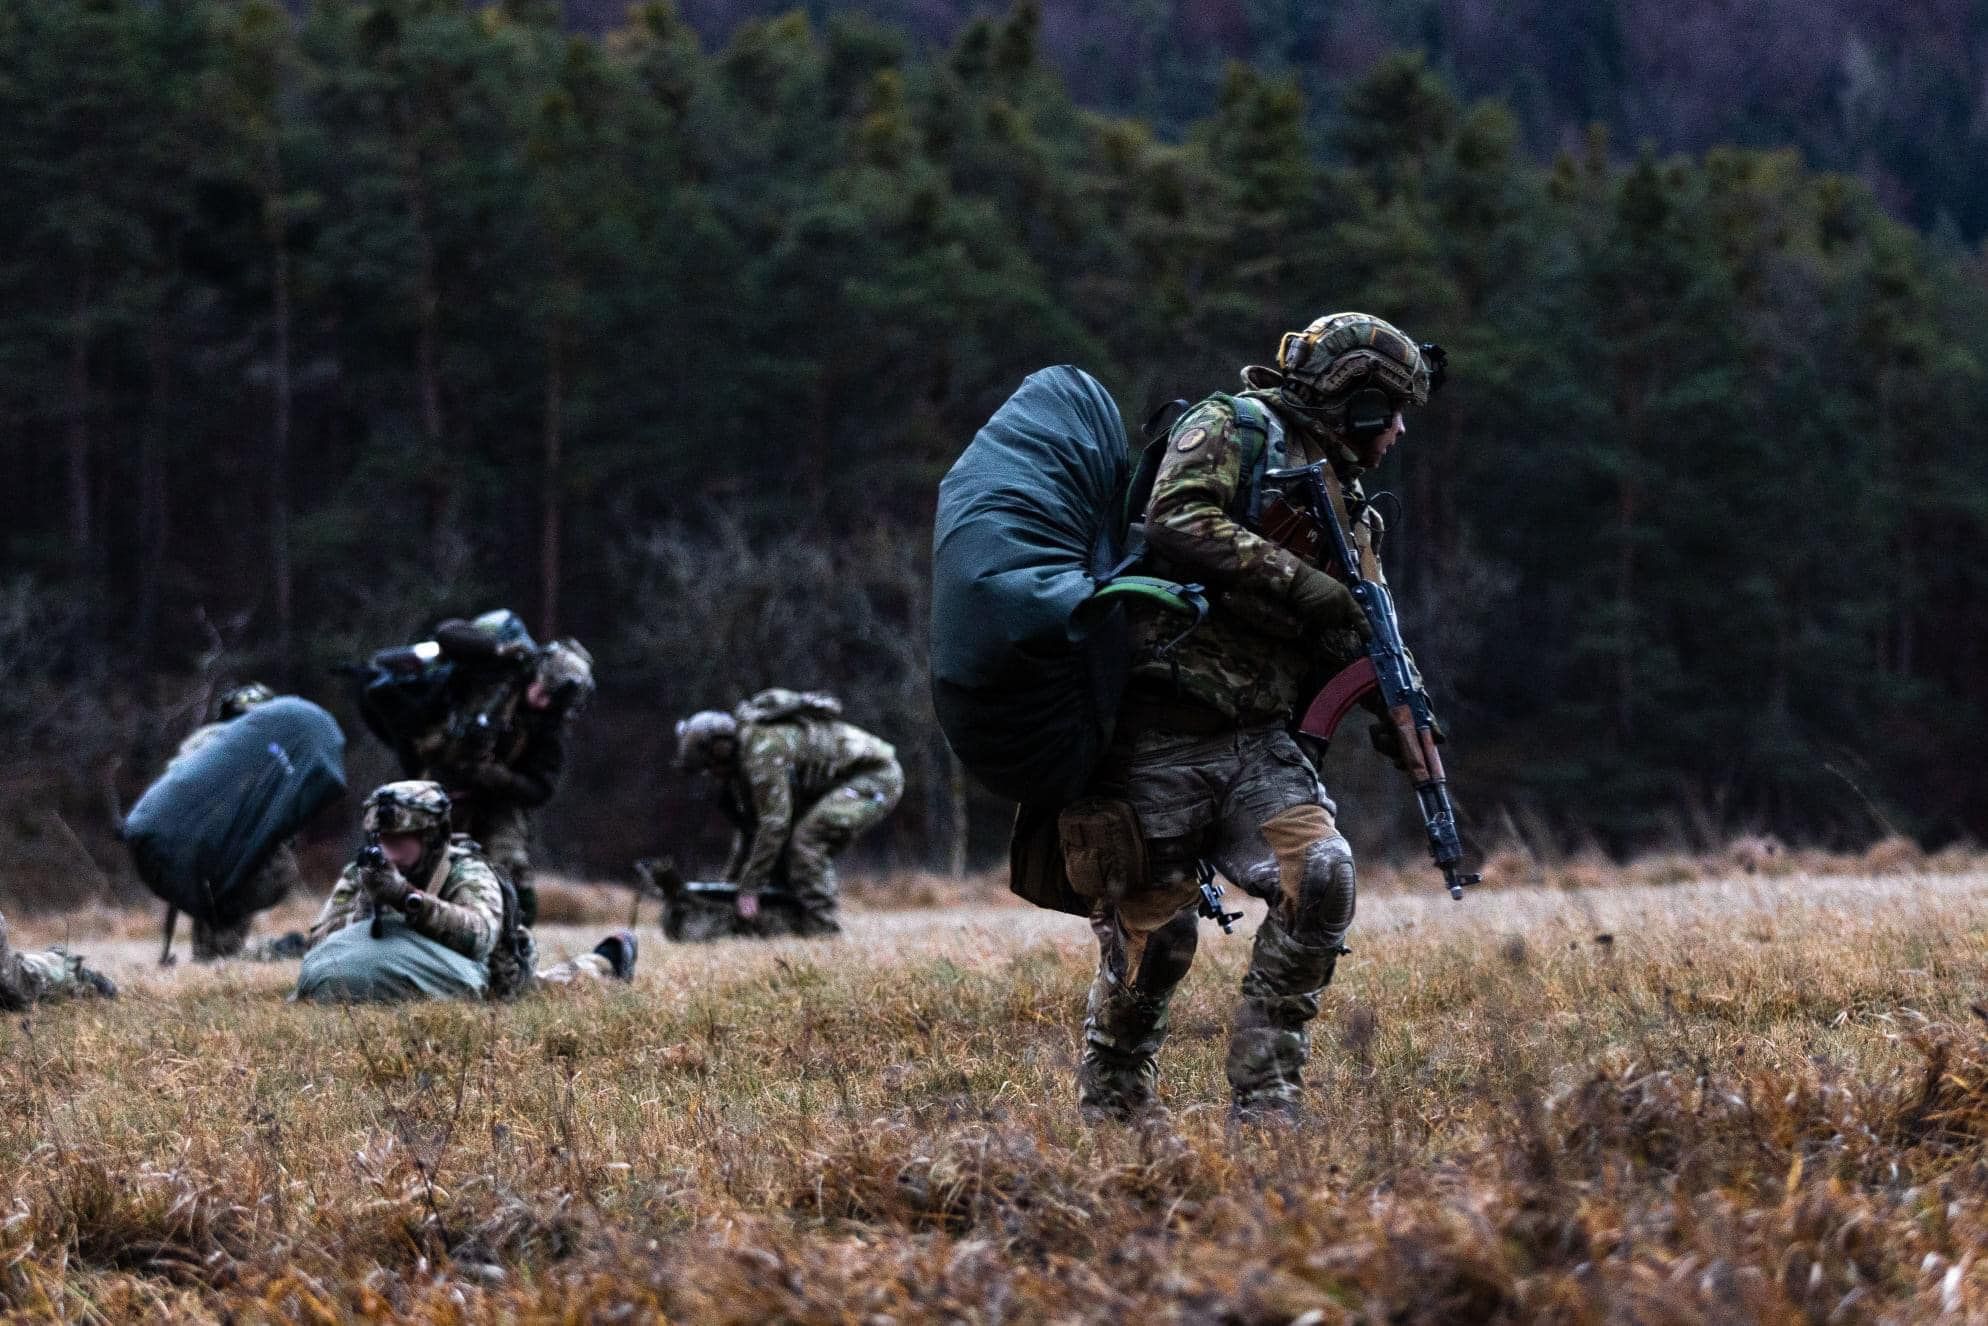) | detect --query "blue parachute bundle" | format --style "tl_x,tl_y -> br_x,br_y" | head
123,697 -> 347,925
930,365 -> 1139,806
